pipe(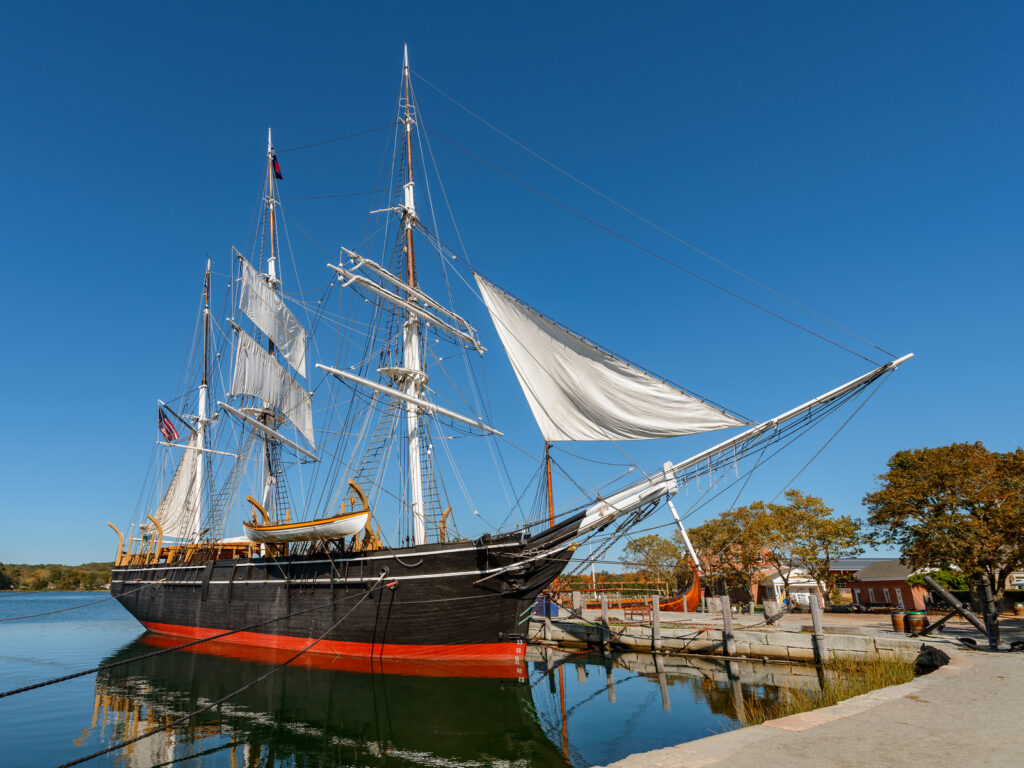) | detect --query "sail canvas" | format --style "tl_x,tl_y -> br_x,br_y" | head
150,431 -> 201,540
476,275 -> 745,441
230,328 -> 315,446
238,255 -> 308,378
